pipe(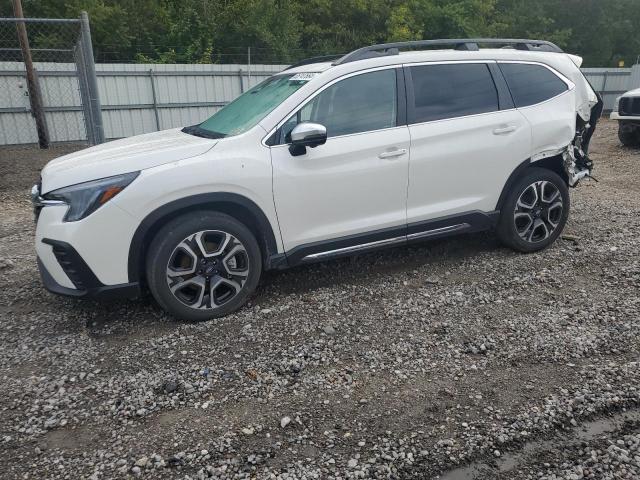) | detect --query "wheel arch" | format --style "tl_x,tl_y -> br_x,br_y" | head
127,193 -> 282,284
496,156 -> 568,211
